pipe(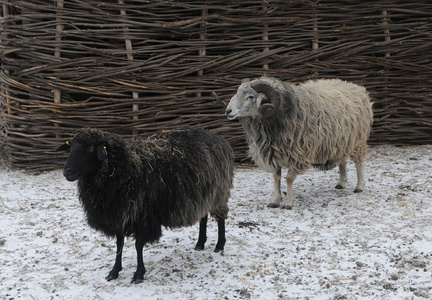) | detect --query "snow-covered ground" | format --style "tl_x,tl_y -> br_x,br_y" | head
1,145 -> 431,299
